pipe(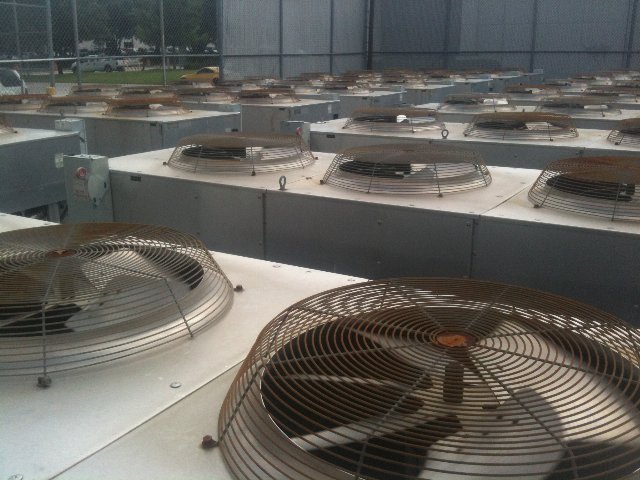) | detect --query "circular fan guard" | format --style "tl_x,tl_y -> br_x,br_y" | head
463,112 -> 578,141
172,86 -> 234,103
535,96 -> 621,116
104,96 -> 190,117
439,93 -> 516,112
39,95 -> 110,114
218,277 -> 640,480
167,132 -> 315,174
343,107 -> 447,133
0,223 -> 233,378
322,143 -> 491,195
235,88 -> 299,104
0,94 -> 49,111
608,118 -> 640,146
528,156 -> 640,221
